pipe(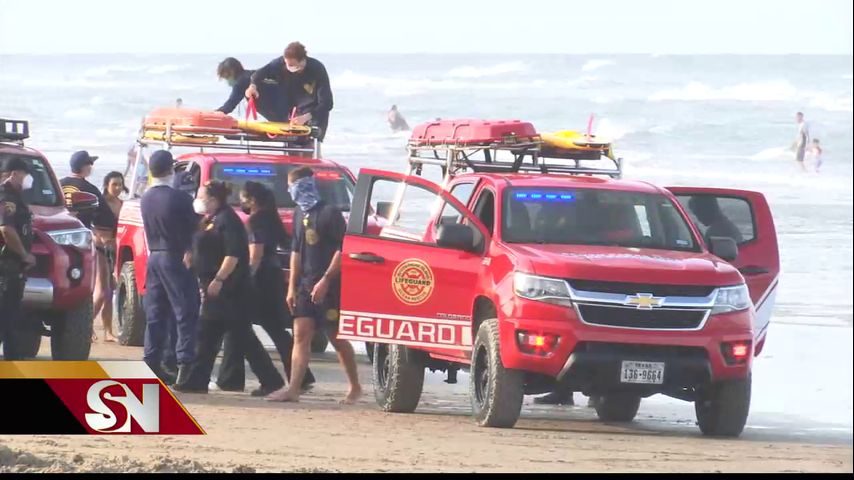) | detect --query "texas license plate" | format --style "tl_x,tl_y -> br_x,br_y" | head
620,361 -> 665,384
